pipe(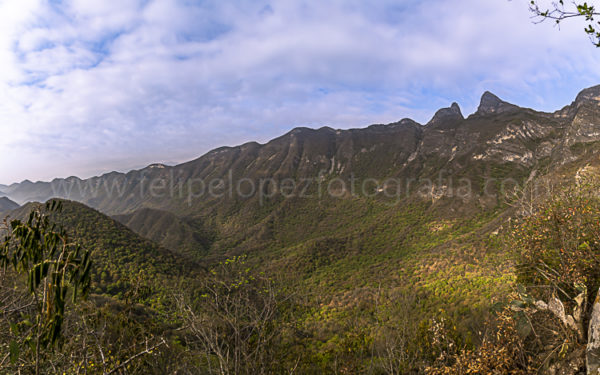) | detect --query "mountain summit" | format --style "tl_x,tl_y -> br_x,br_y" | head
574,84 -> 600,107
476,91 -> 518,115
427,102 -> 464,128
